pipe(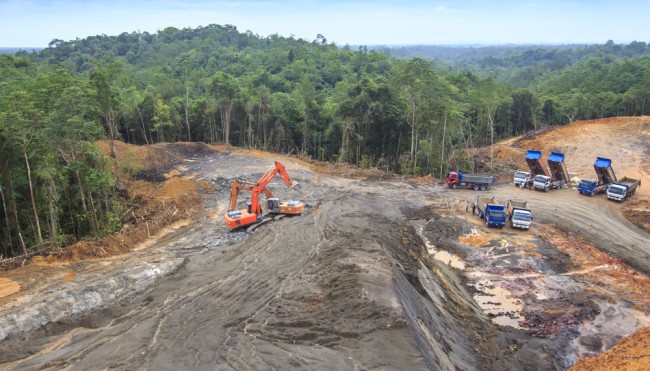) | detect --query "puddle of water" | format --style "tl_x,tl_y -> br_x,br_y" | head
470,278 -> 523,329
433,250 -> 466,270
417,221 -> 526,328
418,223 -> 466,270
